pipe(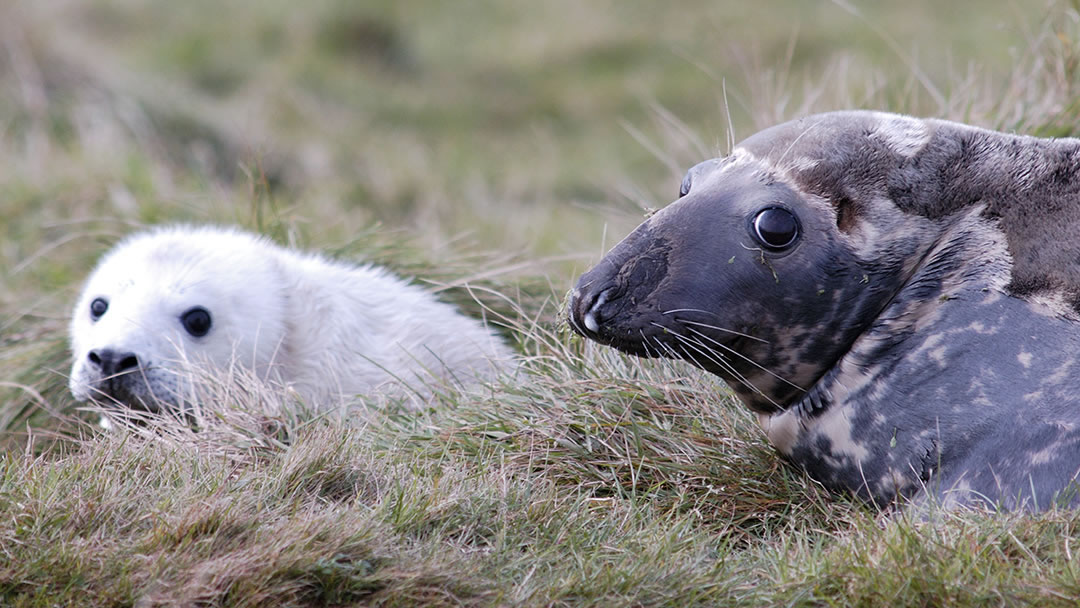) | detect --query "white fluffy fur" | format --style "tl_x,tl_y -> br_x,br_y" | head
69,225 -> 514,411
